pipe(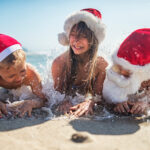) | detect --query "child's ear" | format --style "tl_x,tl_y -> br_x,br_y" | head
58,32 -> 69,46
